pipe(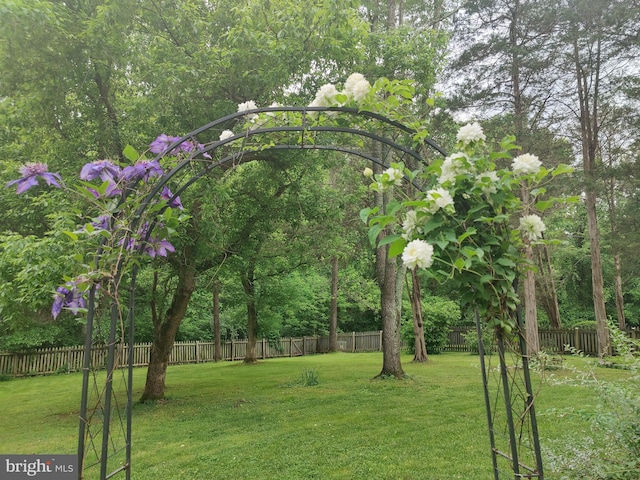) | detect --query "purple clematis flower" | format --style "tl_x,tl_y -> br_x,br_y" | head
51,282 -> 86,319
197,143 -> 213,159
144,237 -> 176,258
149,134 -> 182,155
122,159 -> 164,182
87,182 -> 122,199
90,215 -> 111,231
161,186 -> 184,210
7,162 -> 63,194
80,160 -> 121,182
